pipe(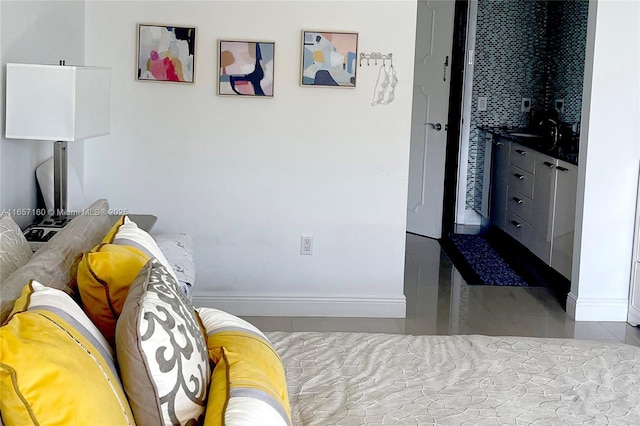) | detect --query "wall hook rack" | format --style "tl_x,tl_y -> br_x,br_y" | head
359,52 -> 393,67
